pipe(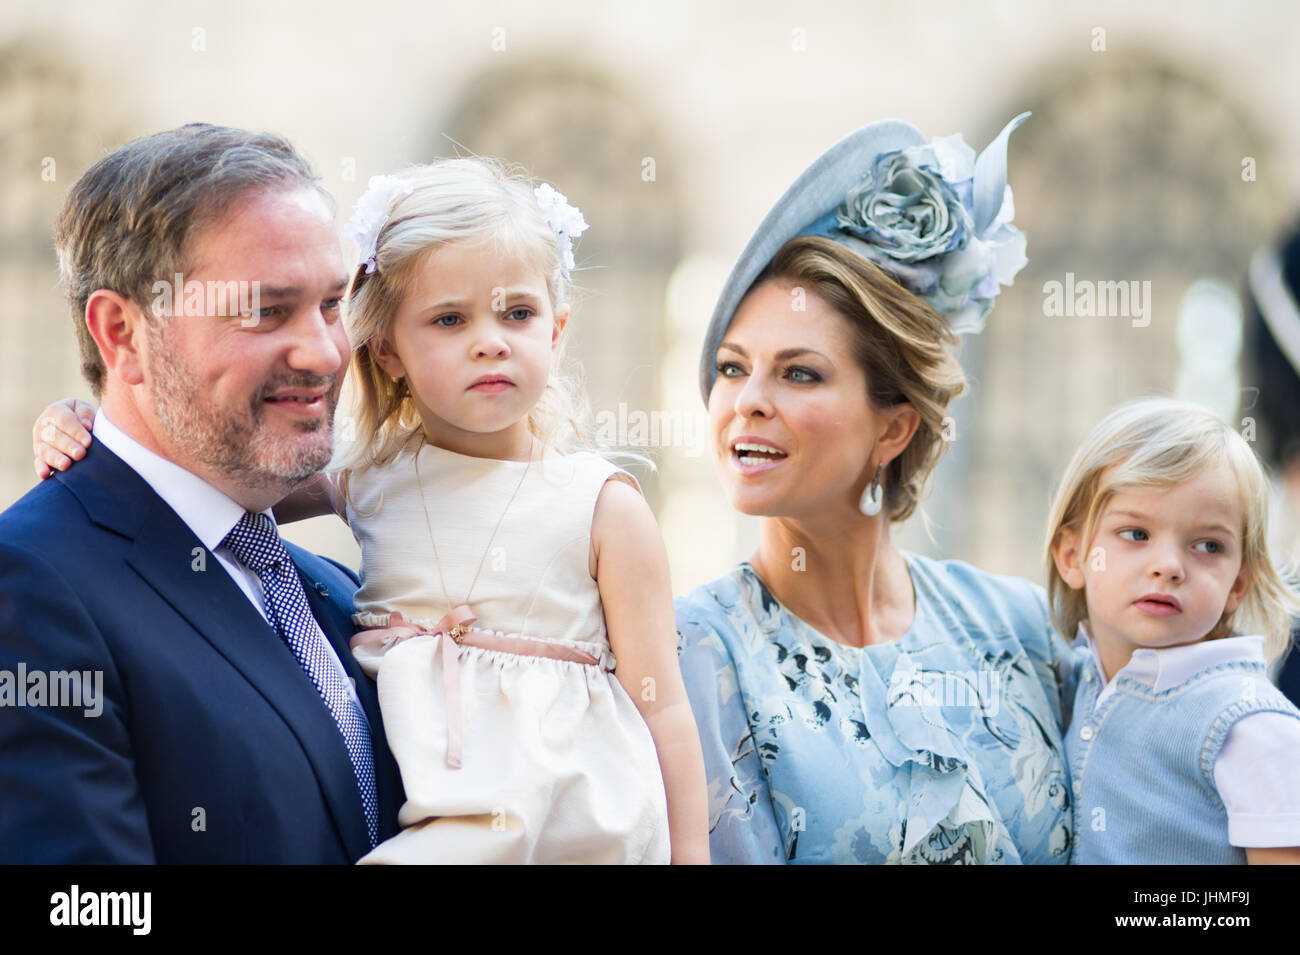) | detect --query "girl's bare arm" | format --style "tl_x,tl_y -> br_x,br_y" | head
592,477 -> 710,865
